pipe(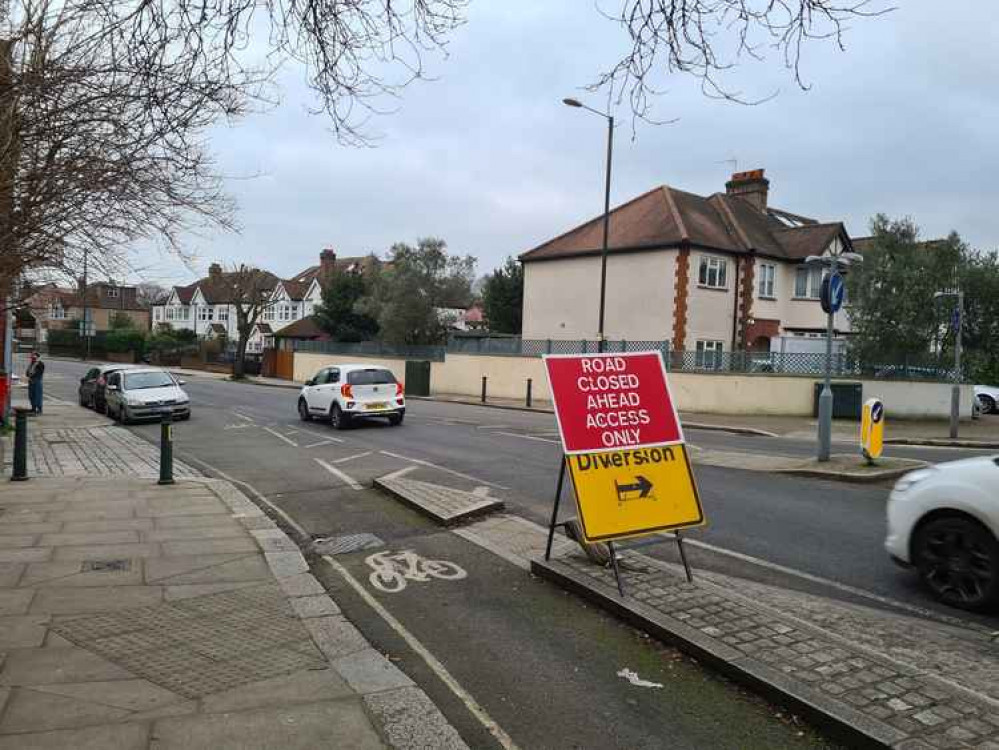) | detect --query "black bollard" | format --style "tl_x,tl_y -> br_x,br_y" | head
526,378 -> 533,408
158,410 -> 175,485
481,376 -> 487,404
11,408 -> 28,482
